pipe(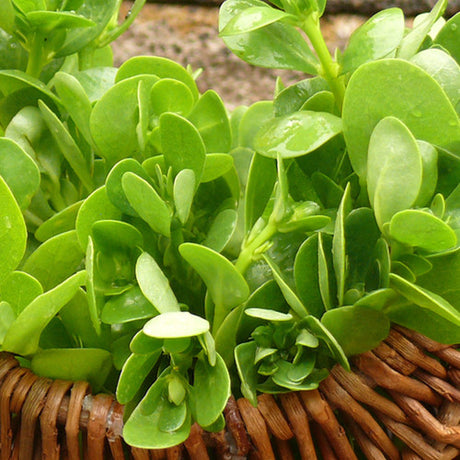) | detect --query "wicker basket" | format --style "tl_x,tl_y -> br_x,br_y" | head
1,325 -> 459,460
